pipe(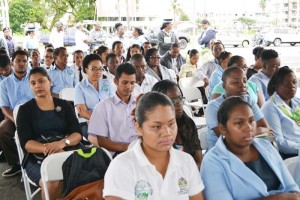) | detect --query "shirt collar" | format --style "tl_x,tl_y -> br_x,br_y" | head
12,71 -> 29,81
112,92 -> 136,105
133,139 -> 181,167
272,92 -> 298,110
